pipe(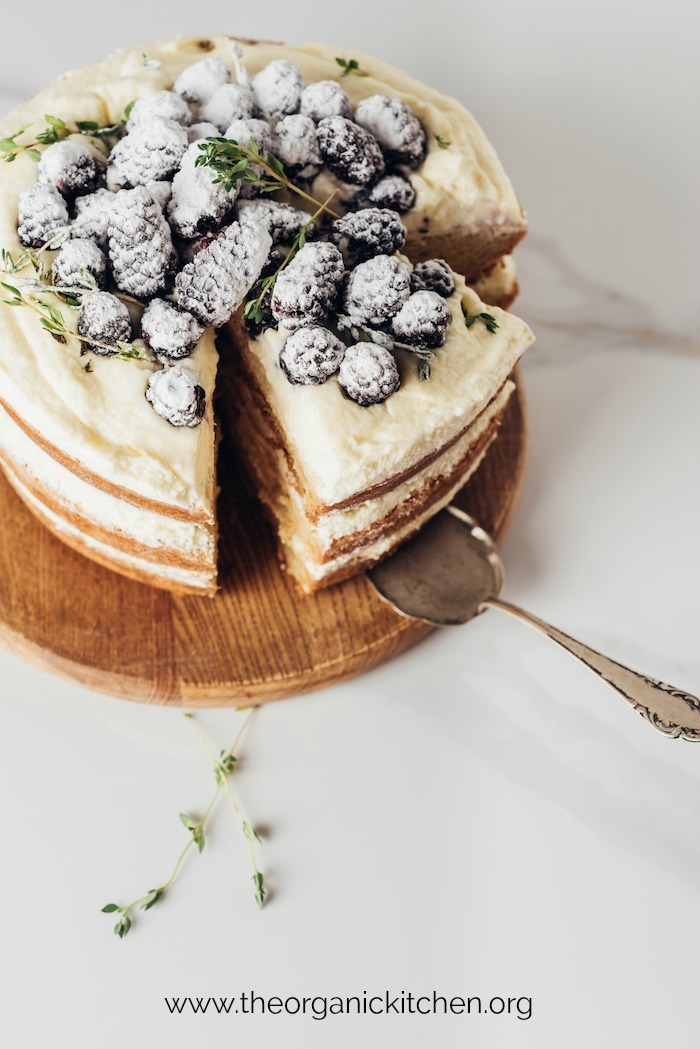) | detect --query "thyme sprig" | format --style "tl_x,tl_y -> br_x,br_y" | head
0,104 -> 133,163
434,134 -> 452,150
243,188 -> 340,327
335,56 -> 368,78
0,242 -> 148,361
462,306 -> 499,334
102,710 -> 262,938
196,136 -> 341,218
